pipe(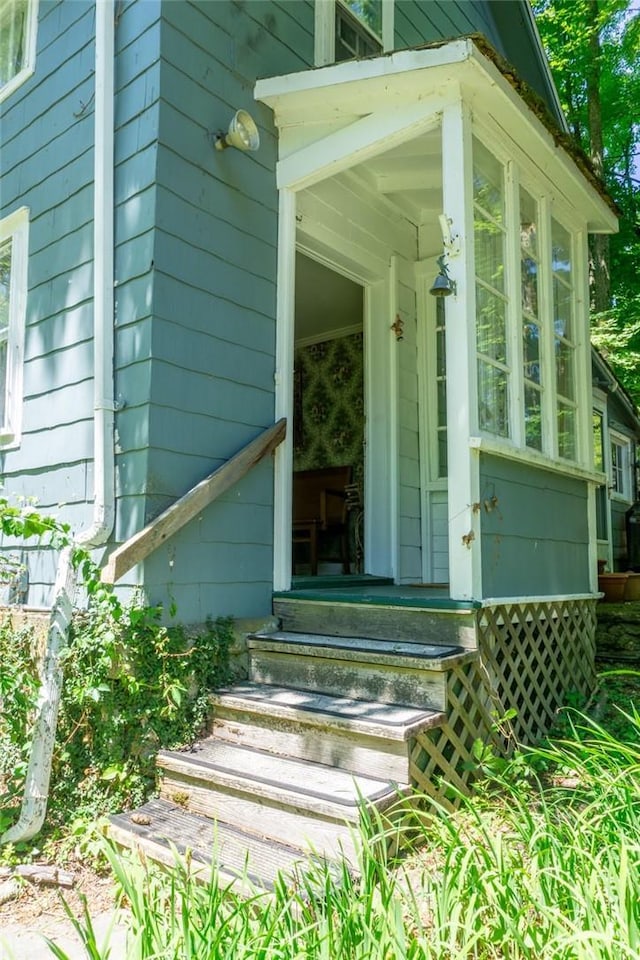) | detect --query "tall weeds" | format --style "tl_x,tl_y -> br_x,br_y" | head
50,677 -> 640,959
